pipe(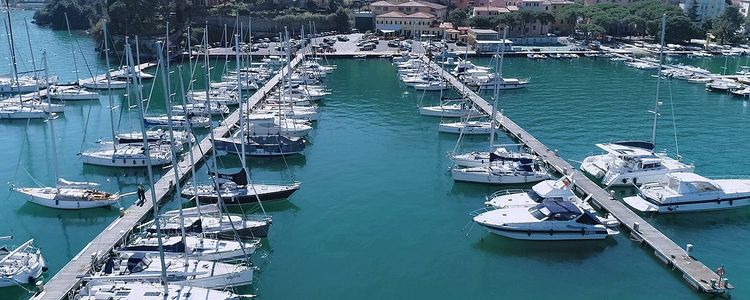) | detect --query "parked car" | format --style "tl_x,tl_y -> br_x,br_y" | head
258,42 -> 269,48
359,42 -> 376,51
337,35 -> 349,42
387,40 -> 400,47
